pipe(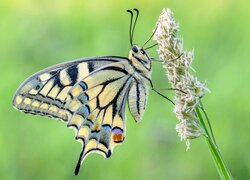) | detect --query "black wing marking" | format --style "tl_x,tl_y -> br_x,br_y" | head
12,56 -> 135,175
